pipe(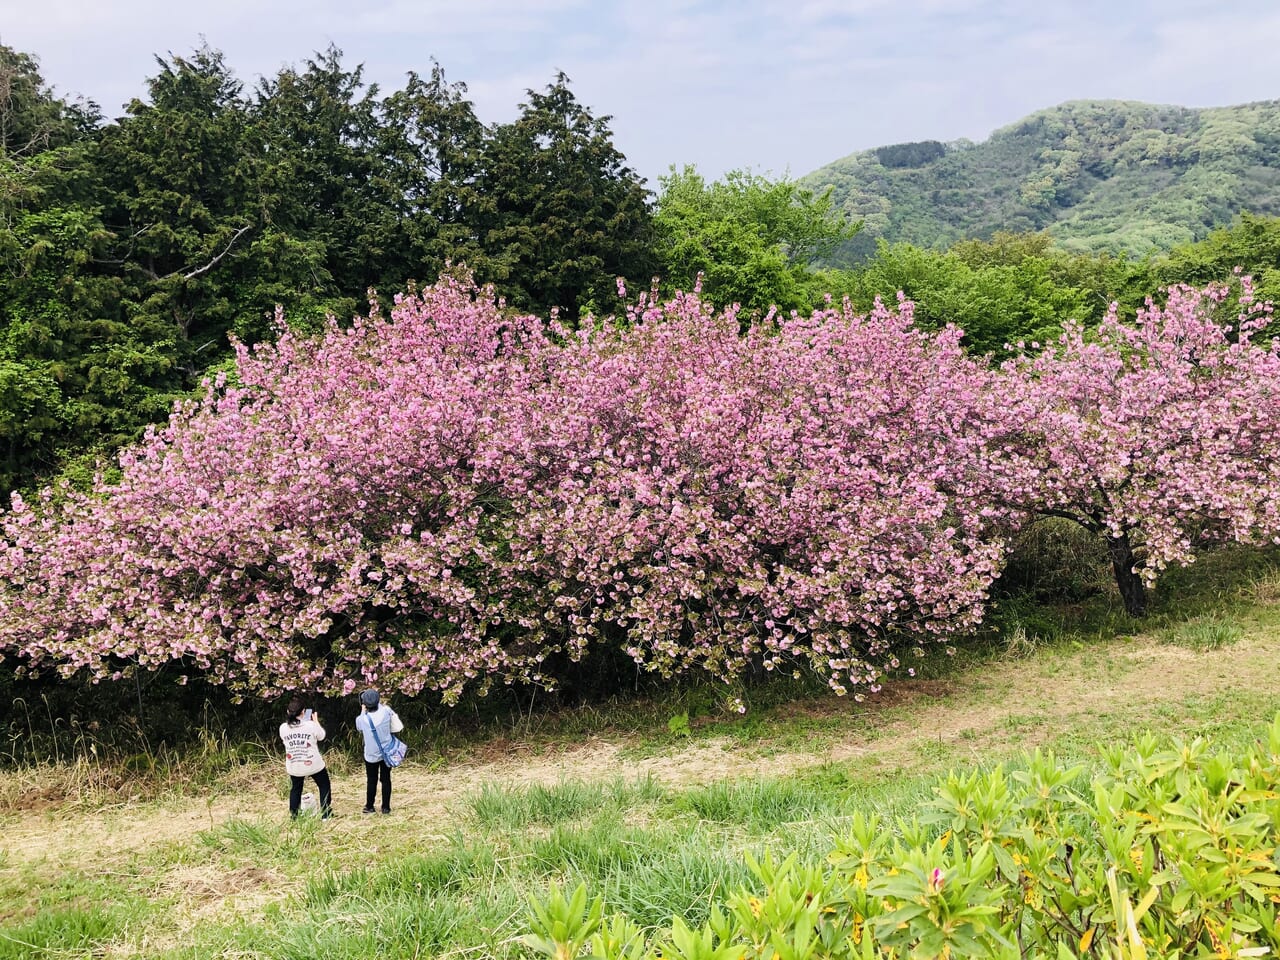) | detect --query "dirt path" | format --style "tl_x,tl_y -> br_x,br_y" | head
3,632 -> 1275,874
